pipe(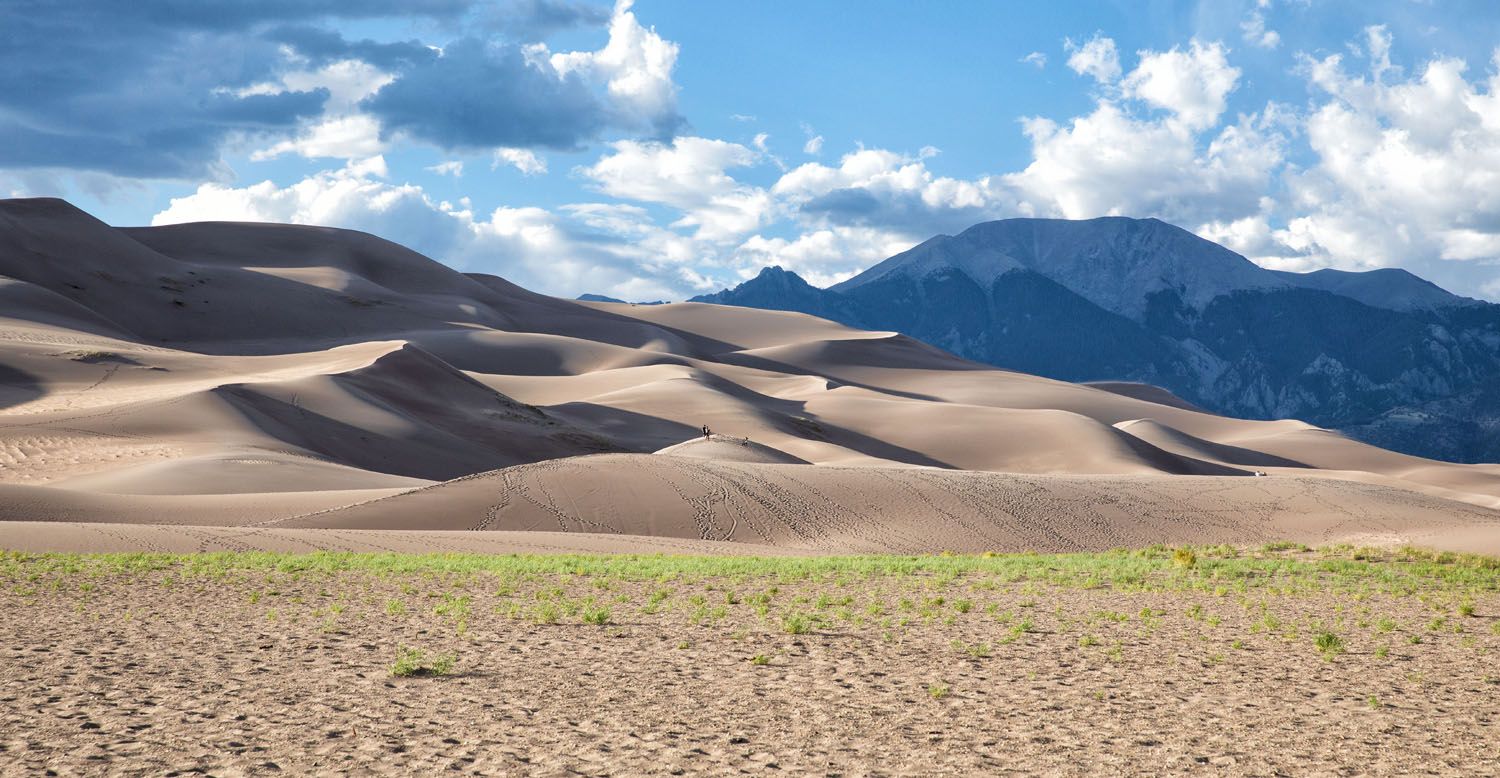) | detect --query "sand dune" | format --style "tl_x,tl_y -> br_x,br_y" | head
655,434 -> 813,465
2,197 -> 1500,555
262,454 -> 1500,554
0,522 -> 796,555
0,481 -> 405,526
